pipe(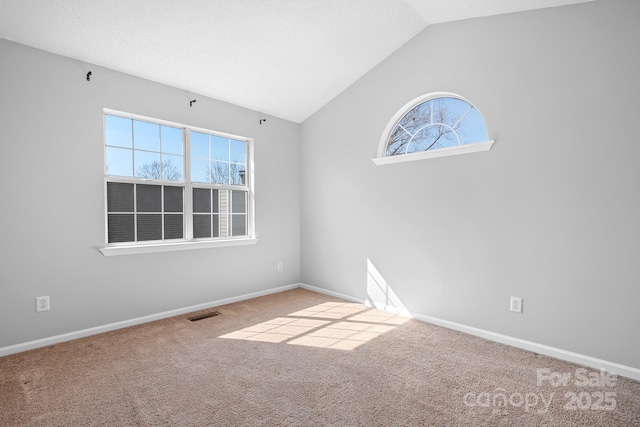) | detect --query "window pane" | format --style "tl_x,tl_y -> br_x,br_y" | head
231,214 -> 246,236
211,136 -> 229,161
434,126 -> 459,149
231,190 -> 246,213
108,214 -> 134,243
212,189 -> 219,213
164,186 -> 183,213
137,214 -> 162,241
161,126 -> 182,155
193,188 -> 211,213
105,115 -> 132,148
193,214 -> 211,238
230,164 -> 245,185
458,108 -> 488,144
134,150 -> 161,179
161,155 -> 183,181
191,132 -> 209,158
107,182 -> 134,212
408,125 -> 458,153
386,126 -> 410,156
164,214 -> 183,239
230,139 -> 246,165
213,214 -> 219,237
398,101 -> 431,134
133,120 -> 160,152
433,97 -> 468,123
136,184 -> 161,212
209,161 -> 229,184
106,147 -> 133,177
431,98 -> 449,124
191,157 -> 209,183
